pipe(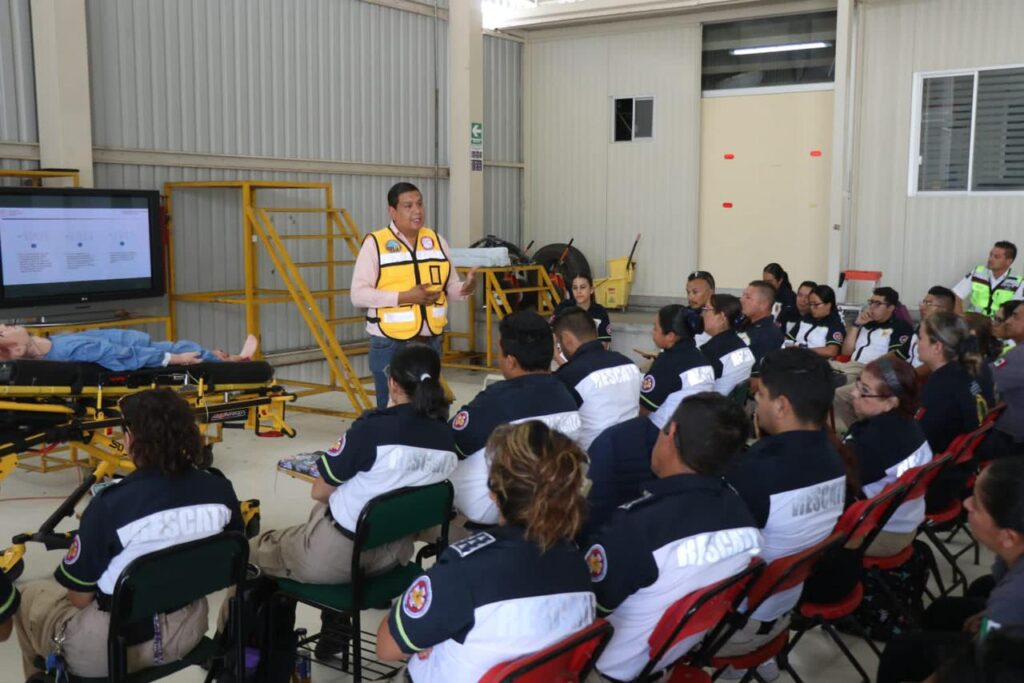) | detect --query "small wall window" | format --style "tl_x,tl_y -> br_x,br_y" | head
613,97 -> 654,142
912,65 -> 1024,193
